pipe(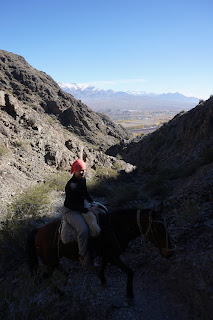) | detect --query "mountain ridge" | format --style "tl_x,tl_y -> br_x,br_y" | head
58,82 -> 199,114
58,82 -> 199,101
0,50 -> 130,148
